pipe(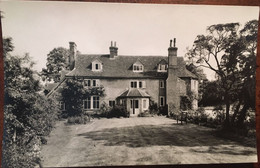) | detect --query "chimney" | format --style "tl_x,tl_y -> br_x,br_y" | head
109,41 -> 118,59
168,38 -> 178,67
69,42 -> 77,70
